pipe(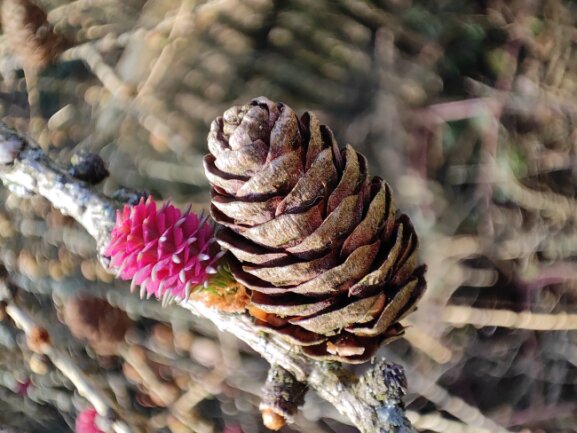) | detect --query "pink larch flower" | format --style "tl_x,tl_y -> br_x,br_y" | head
75,408 -> 106,433
16,377 -> 31,396
105,197 -> 220,302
